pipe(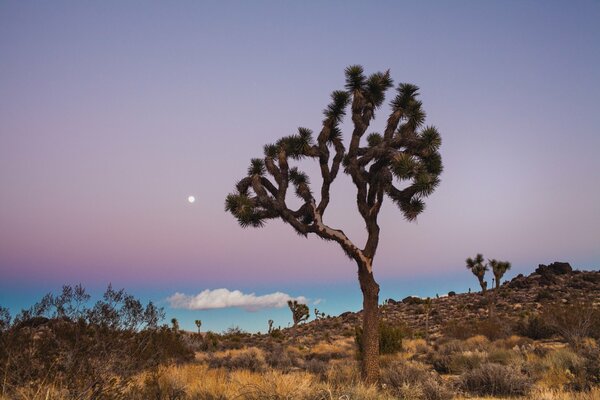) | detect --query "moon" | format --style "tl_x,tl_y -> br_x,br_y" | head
187,196 -> 196,203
